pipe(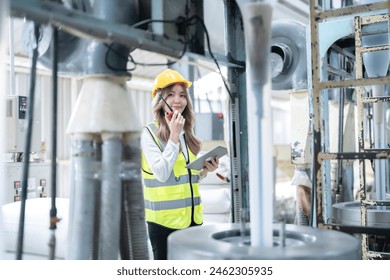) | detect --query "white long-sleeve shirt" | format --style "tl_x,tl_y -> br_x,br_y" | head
141,126 -> 189,183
